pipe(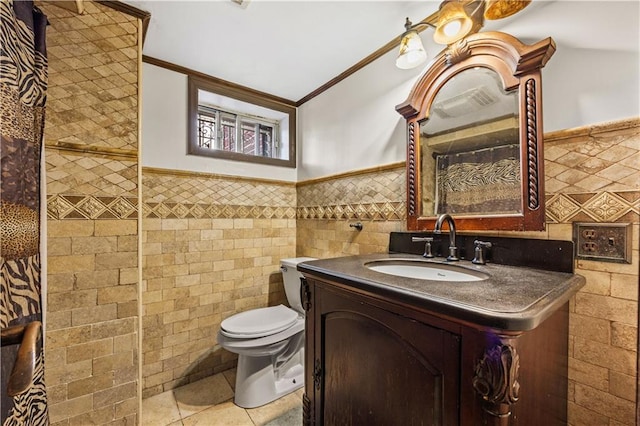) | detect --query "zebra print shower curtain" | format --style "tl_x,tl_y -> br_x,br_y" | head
0,0 -> 49,424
